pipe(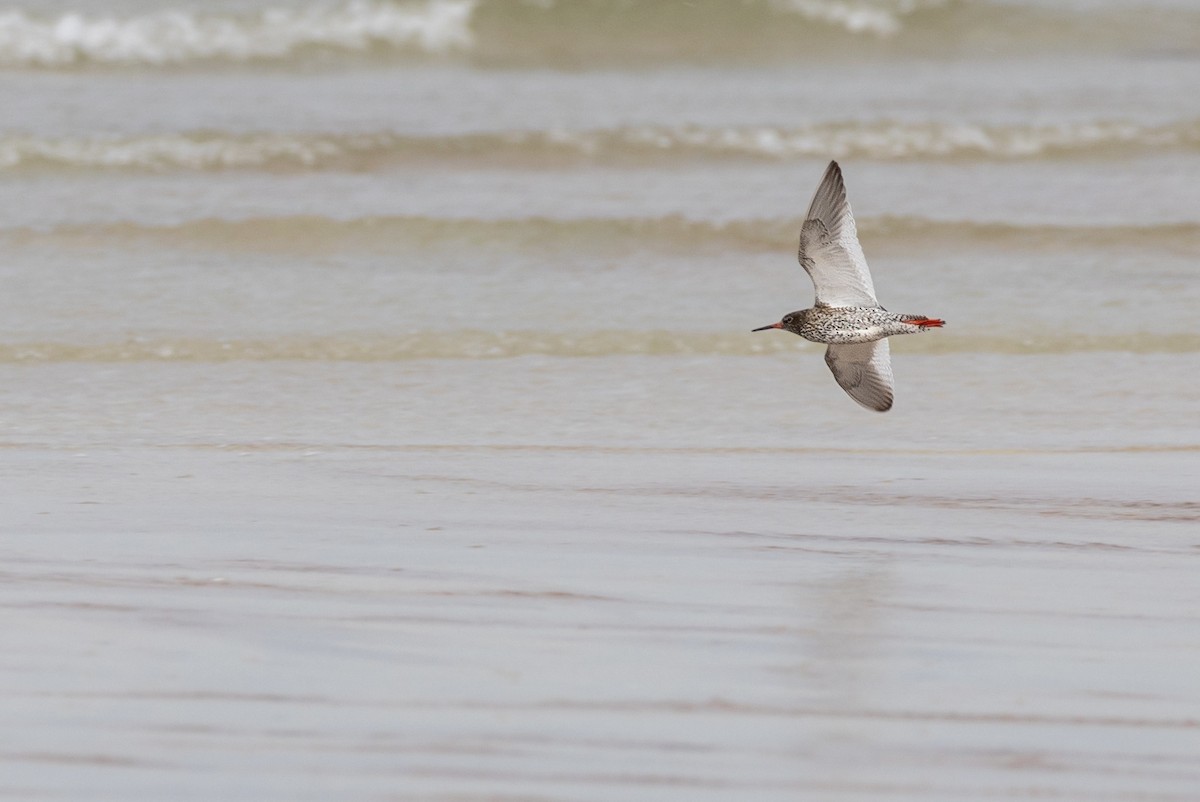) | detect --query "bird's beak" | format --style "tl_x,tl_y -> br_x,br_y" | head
751,322 -> 783,332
